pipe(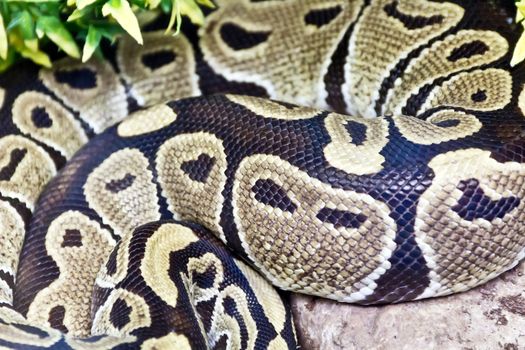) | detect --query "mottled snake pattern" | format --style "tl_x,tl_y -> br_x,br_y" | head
0,0 -> 524,348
